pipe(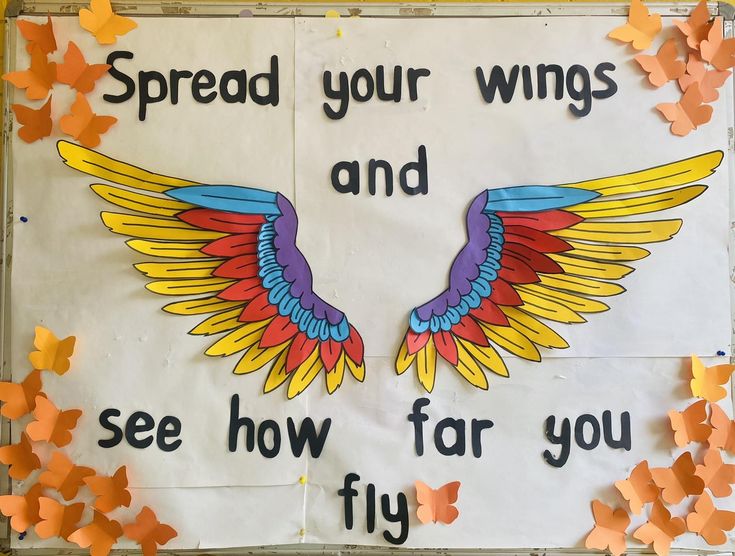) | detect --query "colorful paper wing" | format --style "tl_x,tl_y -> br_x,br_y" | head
11,98 -> 53,144
84,466 -> 131,513
35,497 -> 85,540
656,84 -> 713,137
0,483 -> 44,533
690,354 -> 735,402
395,152 -> 721,391
0,432 -> 41,480
700,18 -> 735,71
668,399 -> 711,447
38,451 -> 95,501
0,369 -> 44,419
696,449 -> 735,498
57,140 -> 365,399
56,41 -> 110,94
79,0 -> 137,45
415,481 -> 461,524
585,499 -> 630,556
123,506 -> 178,556
632,499 -> 685,556
614,460 -> 659,514
635,38 -> 686,87
608,0 -> 662,50
17,16 -> 57,54
679,55 -> 731,103
651,452 -> 705,504
59,93 -> 117,148
28,325 -> 76,375
709,403 -> 735,453
26,395 -> 82,447
673,0 -> 712,50
686,491 -> 735,545
67,510 -> 123,556
2,46 -> 56,101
